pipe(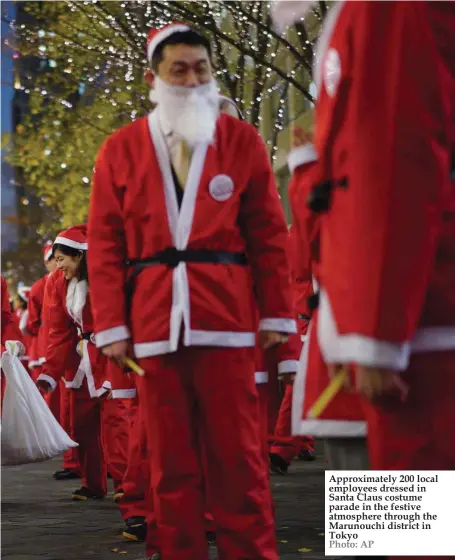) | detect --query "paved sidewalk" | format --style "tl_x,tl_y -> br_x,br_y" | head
1,454 -> 336,559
